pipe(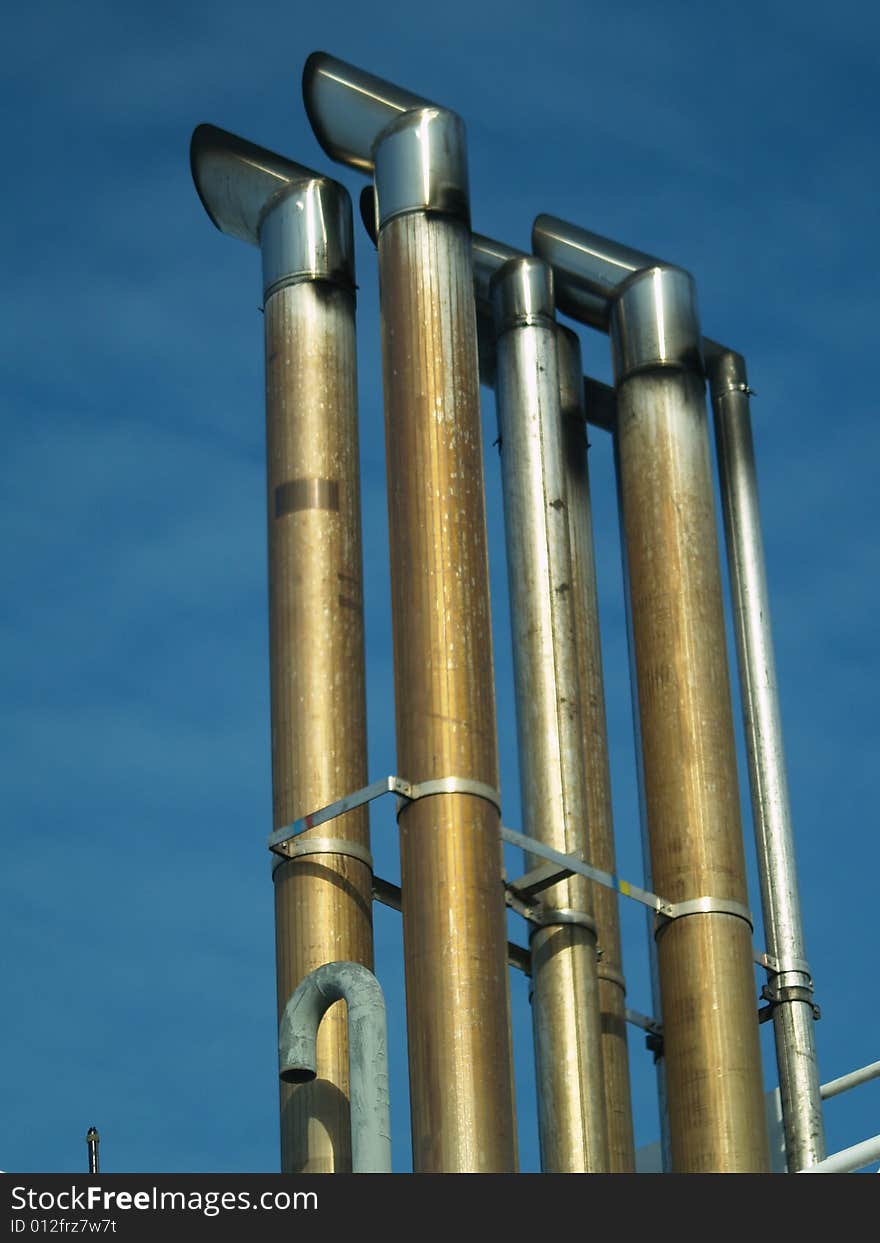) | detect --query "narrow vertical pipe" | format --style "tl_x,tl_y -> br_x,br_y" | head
534,216 -> 770,1171
706,344 -> 825,1171
491,258 -> 608,1173
558,327 -> 636,1171
191,127 -> 373,1173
